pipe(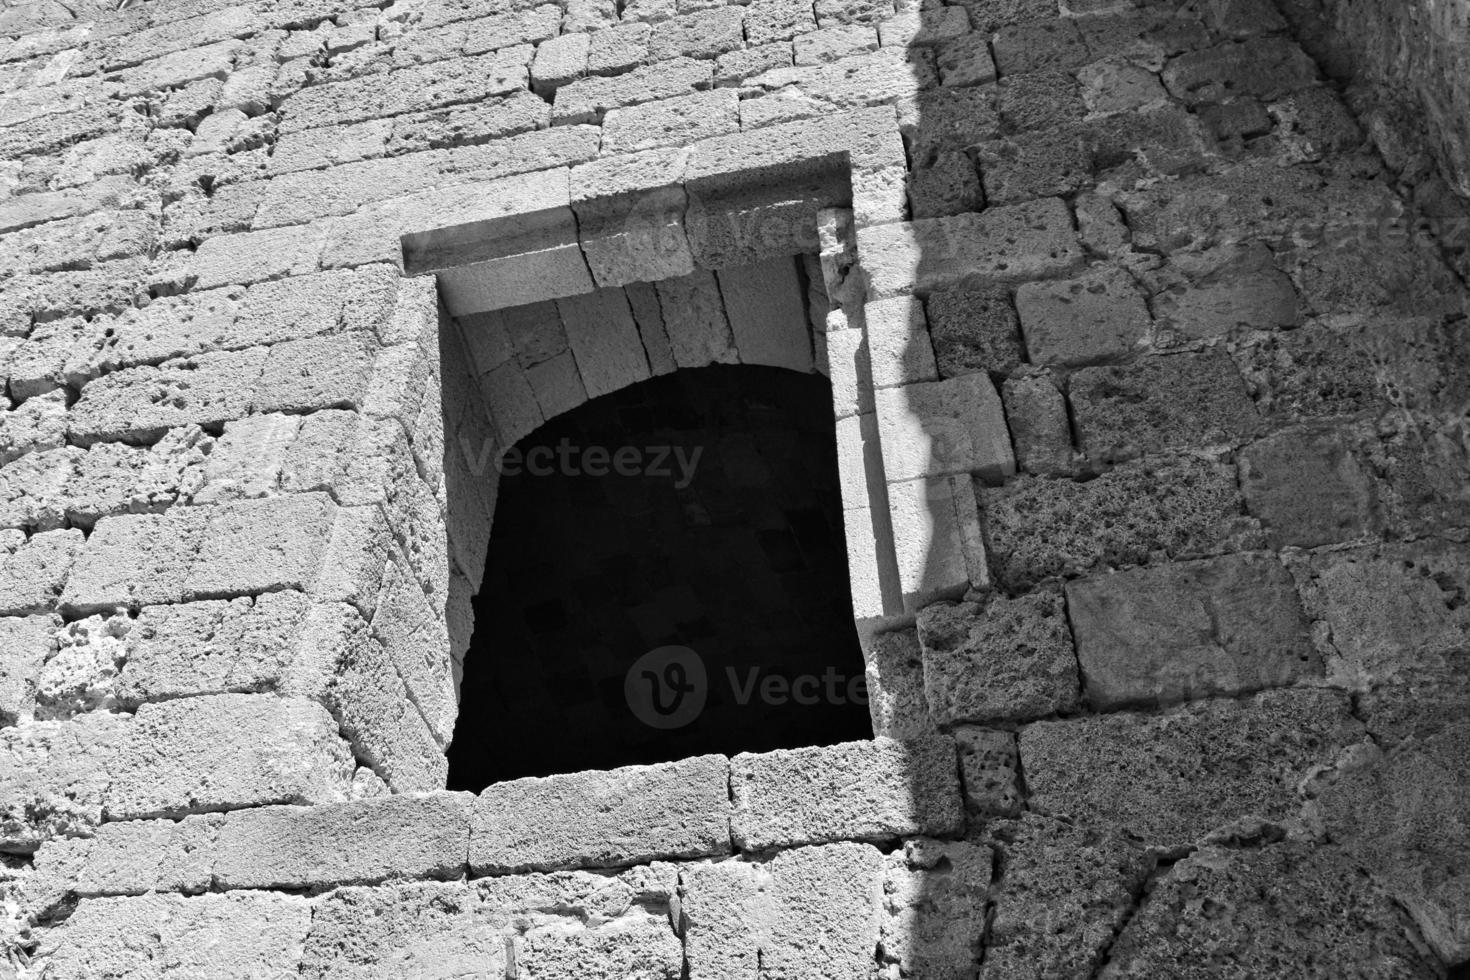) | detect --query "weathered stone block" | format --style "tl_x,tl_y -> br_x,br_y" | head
863,296 -> 938,388
555,287 -> 653,399
879,838 -> 990,979
0,711 -> 129,851
1015,265 -> 1151,368
875,373 -> 1014,483
1161,37 -> 1317,105
864,627 -> 937,739
917,588 -> 1080,724
991,18 -> 1089,76
887,473 -> 989,611
213,792 -> 471,889
60,507 -> 209,613
369,559 -> 456,744
907,149 -> 983,219
0,528 -> 82,616
552,56 -> 711,124
34,812 -> 223,899
979,453 -> 1249,591
1240,424 -> 1381,547
954,727 -> 1022,819
108,693 -> 355,819
1070,349 -> 1261,462
719,256 -> 814,374
0,614 -> 59,725
469,754 -> 731,873
655,269 -> 738,368
1021,688 -> 1360,847
1001,374 -> 1072,476
975,128 -> 1093,206
924,277 -> 1023,379
67,348 -> 268,445
1067,552 -> 1318,710
731,736 -> 962,849
1152,242 -> 1301,340
184,493 -> 339,601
